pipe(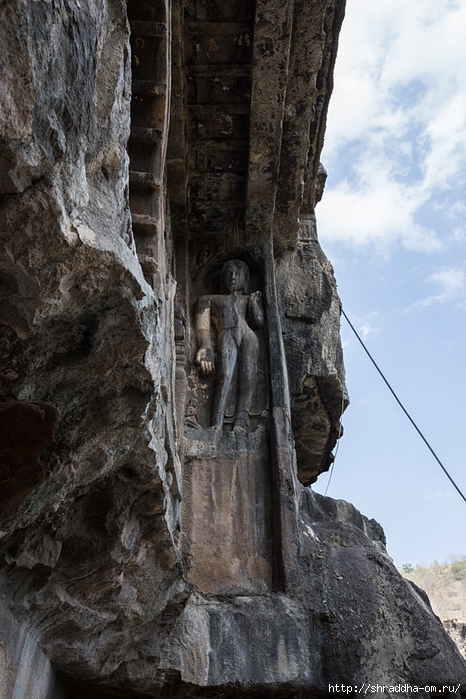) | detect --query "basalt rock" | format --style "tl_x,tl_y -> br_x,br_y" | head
0,0 -> 465,697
